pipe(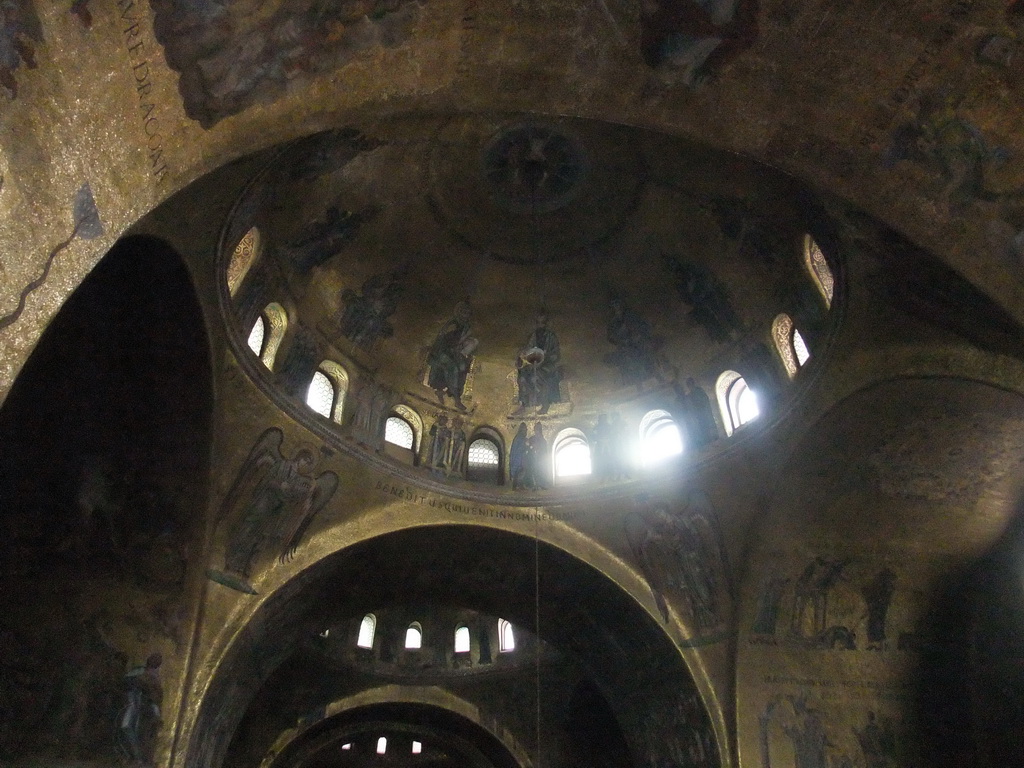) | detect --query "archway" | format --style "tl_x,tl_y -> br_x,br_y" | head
185,526 -> 721,768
